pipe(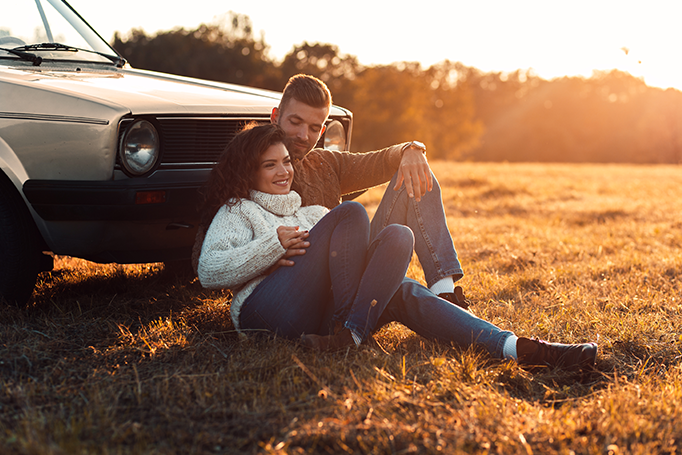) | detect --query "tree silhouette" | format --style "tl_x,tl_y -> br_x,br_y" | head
342,62 -> 482,158
110,15 -> 682,164
112,12 -> 279,89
